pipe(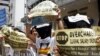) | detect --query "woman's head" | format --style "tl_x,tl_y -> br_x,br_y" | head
34,23 -> 52,39
30,26 -> 38,37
